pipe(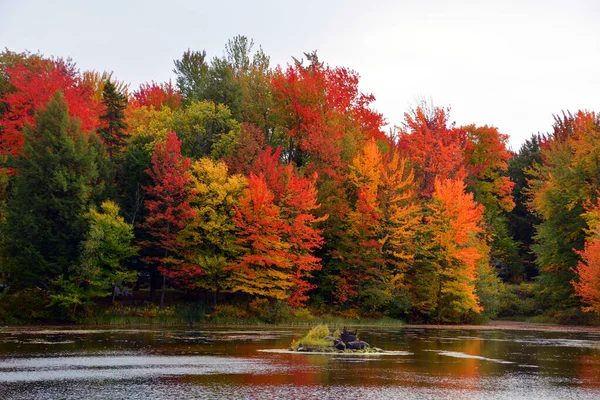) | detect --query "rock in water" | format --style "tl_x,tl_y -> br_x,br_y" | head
340,328 -> 357,344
